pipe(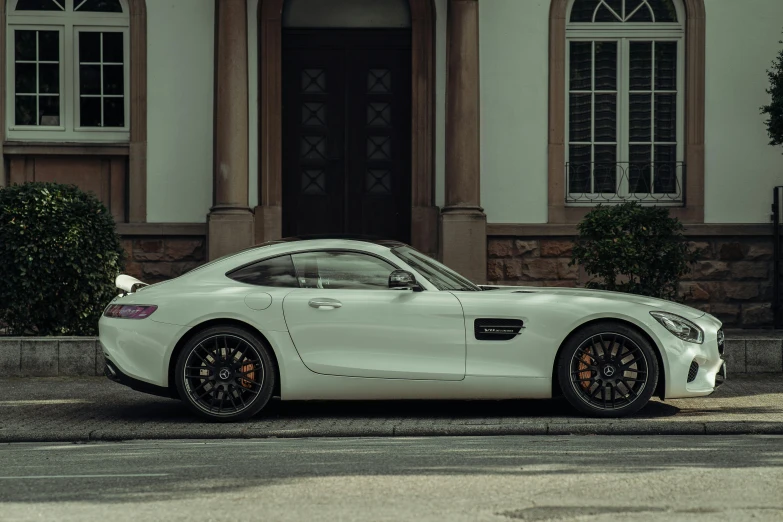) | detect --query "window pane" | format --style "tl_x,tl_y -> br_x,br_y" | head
14,30 -> 36,61
39,95 -> 60,125
103,32 -> 123,63
291,251 -> 396,290
568,145 -> 592,194
630,42 -> 652,91
79,32 -> 101,63
626,1 -> 653,22
80,97 -> 101,127
629,94 -> 651,142
39,64 -> 59,94
80,65 -> 101,95
74,0 -> 123,12
629,145 -> 652,193
15,63 -> 36,93
569,94 -> 592,142
594,145 -> 617,193
594,93 -> 616,142
228,255 -> 299,287
654,145 -> 678,193
569,42 -> 592,91
103,65 -> 124,95
648,0 -> 678,22
654,93 -> 677,142
594,0 -> 621,22
594,41 -> 616,91
14,96 -> 36,125
104,98 -> 124,127
569,0 -> 598,22
15,0 -> 63,11
38,31 -> 59,62
655,41 -> 677,91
